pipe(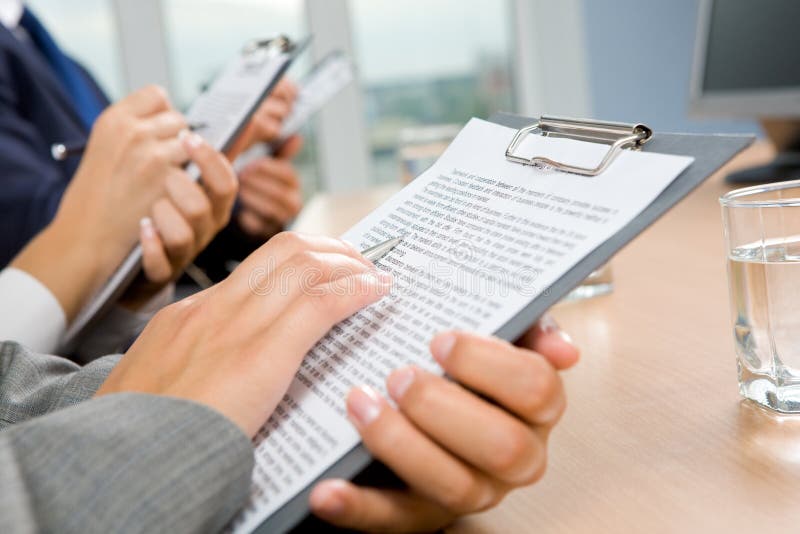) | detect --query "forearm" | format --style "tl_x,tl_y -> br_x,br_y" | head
9,216 -> 117,323
0,393 -> 253,534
